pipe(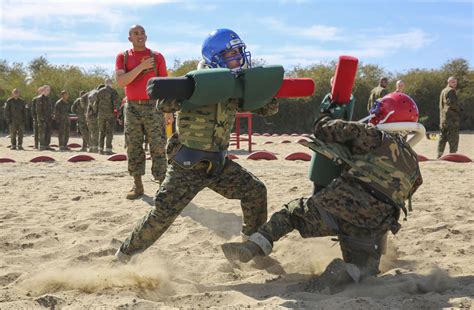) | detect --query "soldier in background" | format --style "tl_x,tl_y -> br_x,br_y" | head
71,90 -> 90,152
54,90 -> 71,151
97,78 -> 119,155
36,85 -> 53,150
30,86 -> 44,149
367,77 -> 389,112
4,88 -> 26,150
395,80 -> 405,93
86,85 -> 103,153
437,76 -> 460,158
